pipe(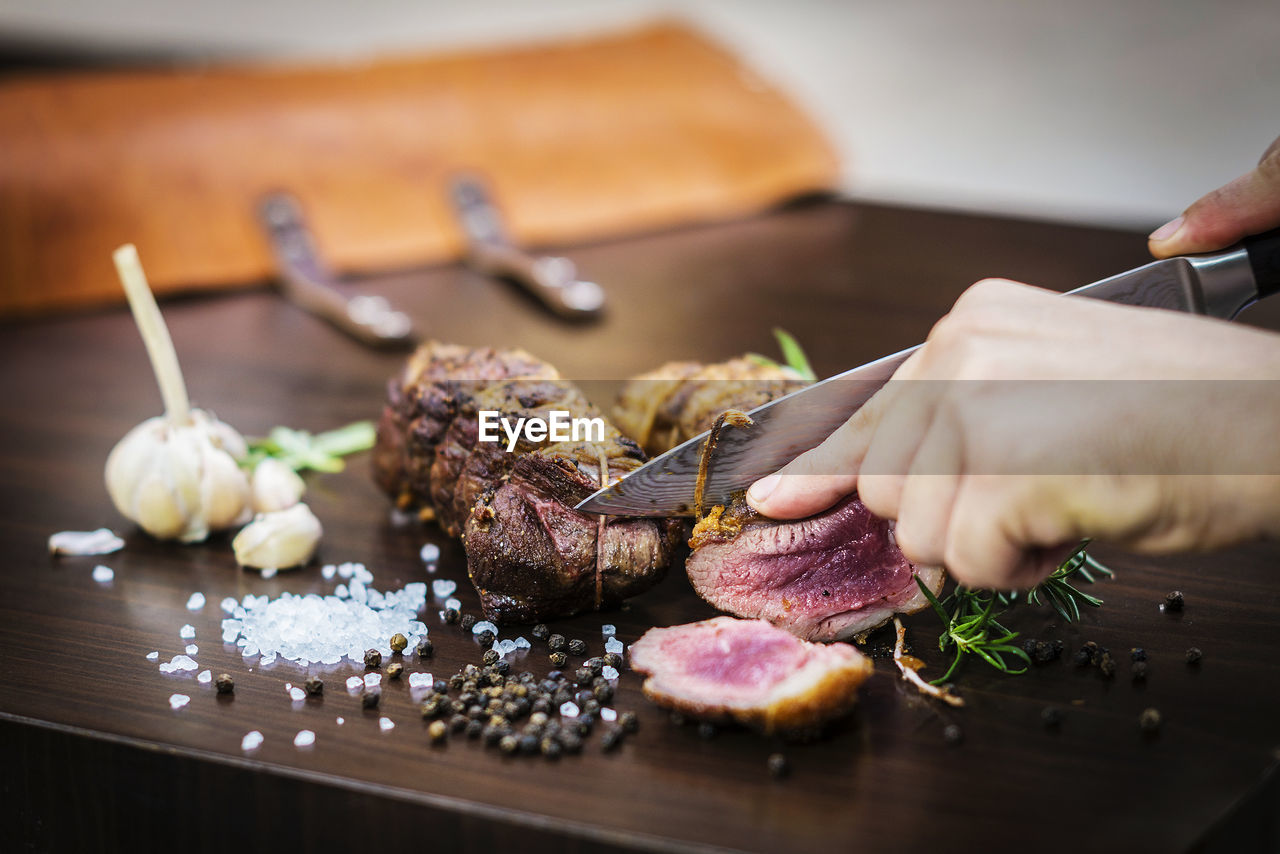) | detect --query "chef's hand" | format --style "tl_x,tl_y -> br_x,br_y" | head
747,285 -> 1280,591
